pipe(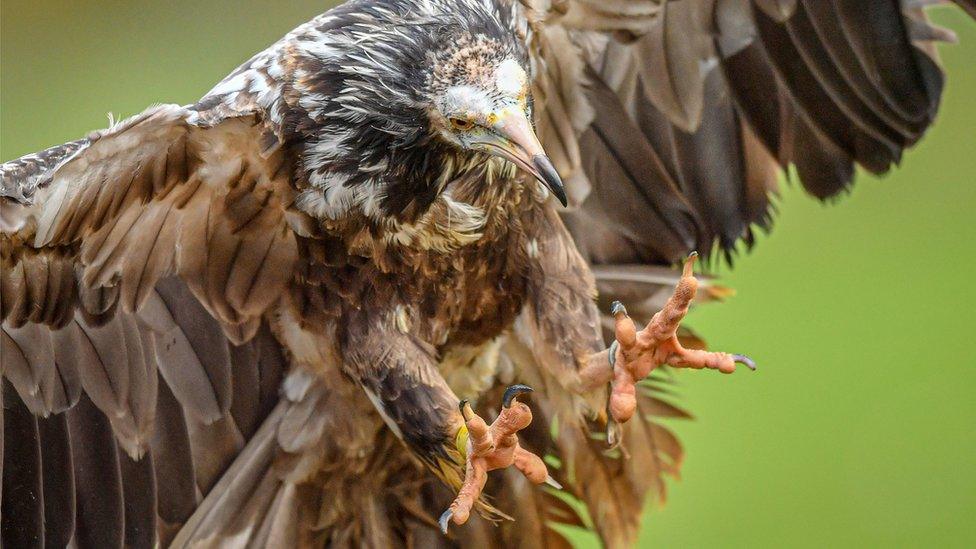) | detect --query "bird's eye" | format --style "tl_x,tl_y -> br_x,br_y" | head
449,117 -> 475,131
